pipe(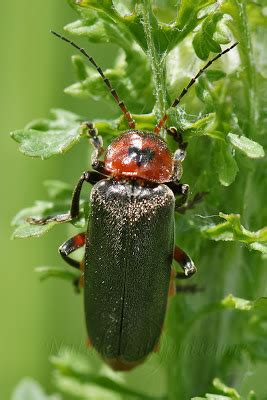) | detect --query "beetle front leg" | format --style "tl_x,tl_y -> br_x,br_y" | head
59,232 -> 86,291
28,170 -> 104,225
173,245 -> 196,278
84,121 -> 106,174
